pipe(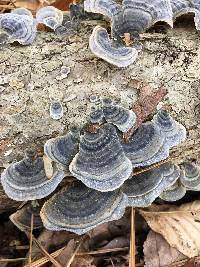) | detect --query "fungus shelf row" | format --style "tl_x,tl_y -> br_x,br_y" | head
1,100 -> 199,234
1,1 -> 200,66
